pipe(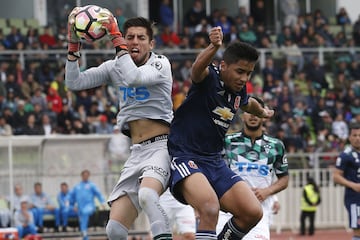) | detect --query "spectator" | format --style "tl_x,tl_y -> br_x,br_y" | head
5,73 -> 22,98
281,38 -> 304,71
184,0 -> 207,34
21,113 -> 44,135
353,14 -> 360,46
6,184 -> 27,213
215,14 -> 232,36
4,26 -> 25,49
114,7 -> 127,33
30,87 -> 47,111
332,113 -> 349,141
159,0 -> 174,29
29,182 -> 60,233
21,73 -> 41,101
160,25 -> 181,48
300,177 -> 321,236
40,113 -> 55,135
336,7 -> 351,25
0,114 -> 12,136
57,102 -> 74,133
71,117 -> 90,134
238,23 -> 257,45
102,102 -> 117,126
50,71 -> 67,99
57,182 -> 77,232
94,114 -> 113,134
280,0 -> 300,28
0,196 -> 12,228
38,26 -> 57,48
251,0 -> 266,26
46,87 -> 63,114
14,197 -> 38,239
276,26 -> 293,47
12,99 -> 28,134
305,56 -> 328,90
69,170 -> 106,240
